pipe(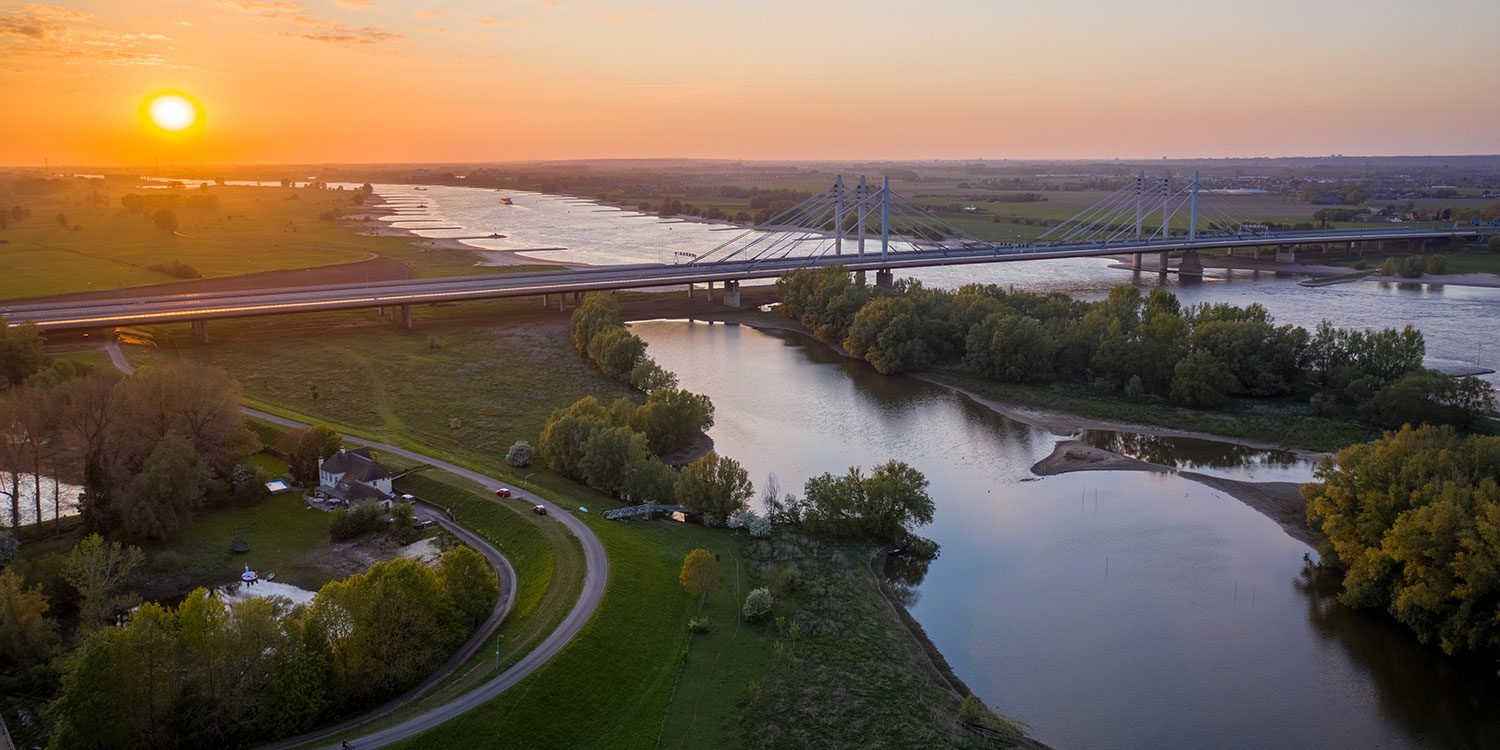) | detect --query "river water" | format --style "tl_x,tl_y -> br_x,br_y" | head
368,183 -> 1500,385
633,319 -> 1500,750
363,182 -> 1500,746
